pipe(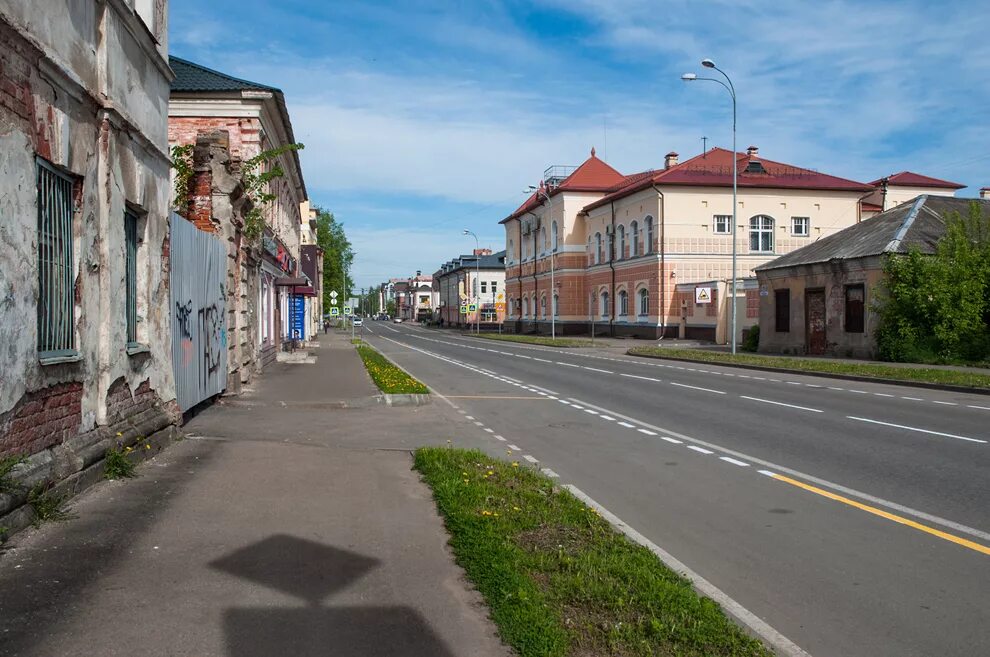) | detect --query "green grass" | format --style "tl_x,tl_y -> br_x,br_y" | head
414,447 -> 772,657
103,447 -> 137,480
355,344 -> 429,394
628,347 -> 990,389
0,455 -> 27,494
469,333 -> 594,348
28,484 -> 75,527
350,338 -> 365,345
